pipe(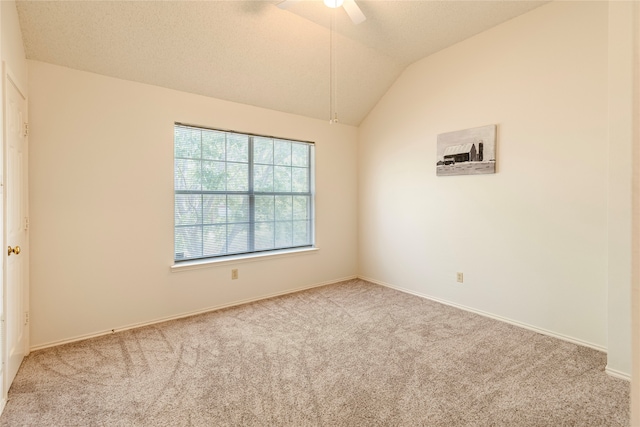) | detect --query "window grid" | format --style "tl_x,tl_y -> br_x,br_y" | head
174,125 -> 314,262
